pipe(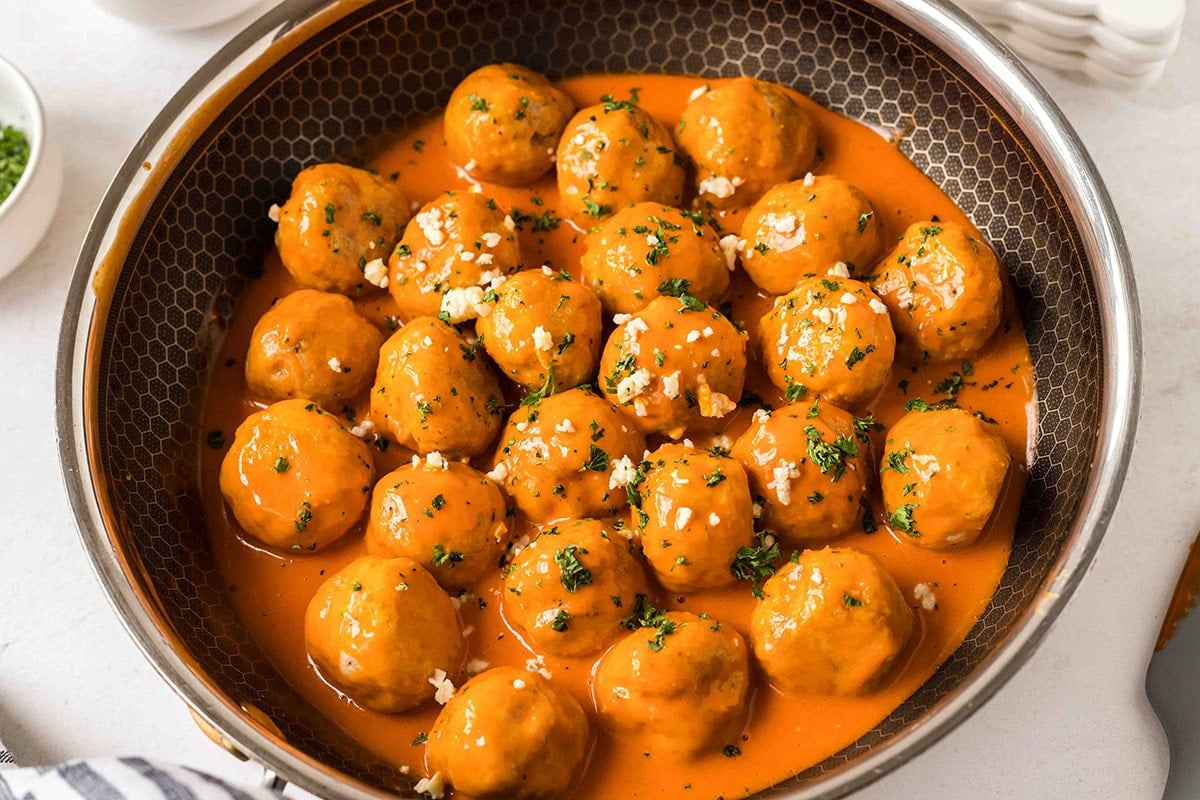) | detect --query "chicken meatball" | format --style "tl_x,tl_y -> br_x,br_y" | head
627,444 -> 755,592
490,388 -> 646,523
275,163 -> 411,295
304,555 -> 465,712
869,220 -> 1003,364
387,192 -> 522,322
677,78 -> 819,210
759,273 -> 896,409
739,174 -> 883,295
751,547 -> 913,696
880,407 -> 1011,549
599,294 -> 747,437
365,460 -> 509,589
475,268 -> 602,391
580,203 -> 731,315
556,99 -> 685,222
444,64 -> 576,187
218,399 -> 374,551
428,667 -> 589,799
244,289 -> 383,407
595,610 -> 749,758
731,401 -> 869,548
370,317 -> 505,458
503,518 -> 648,657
